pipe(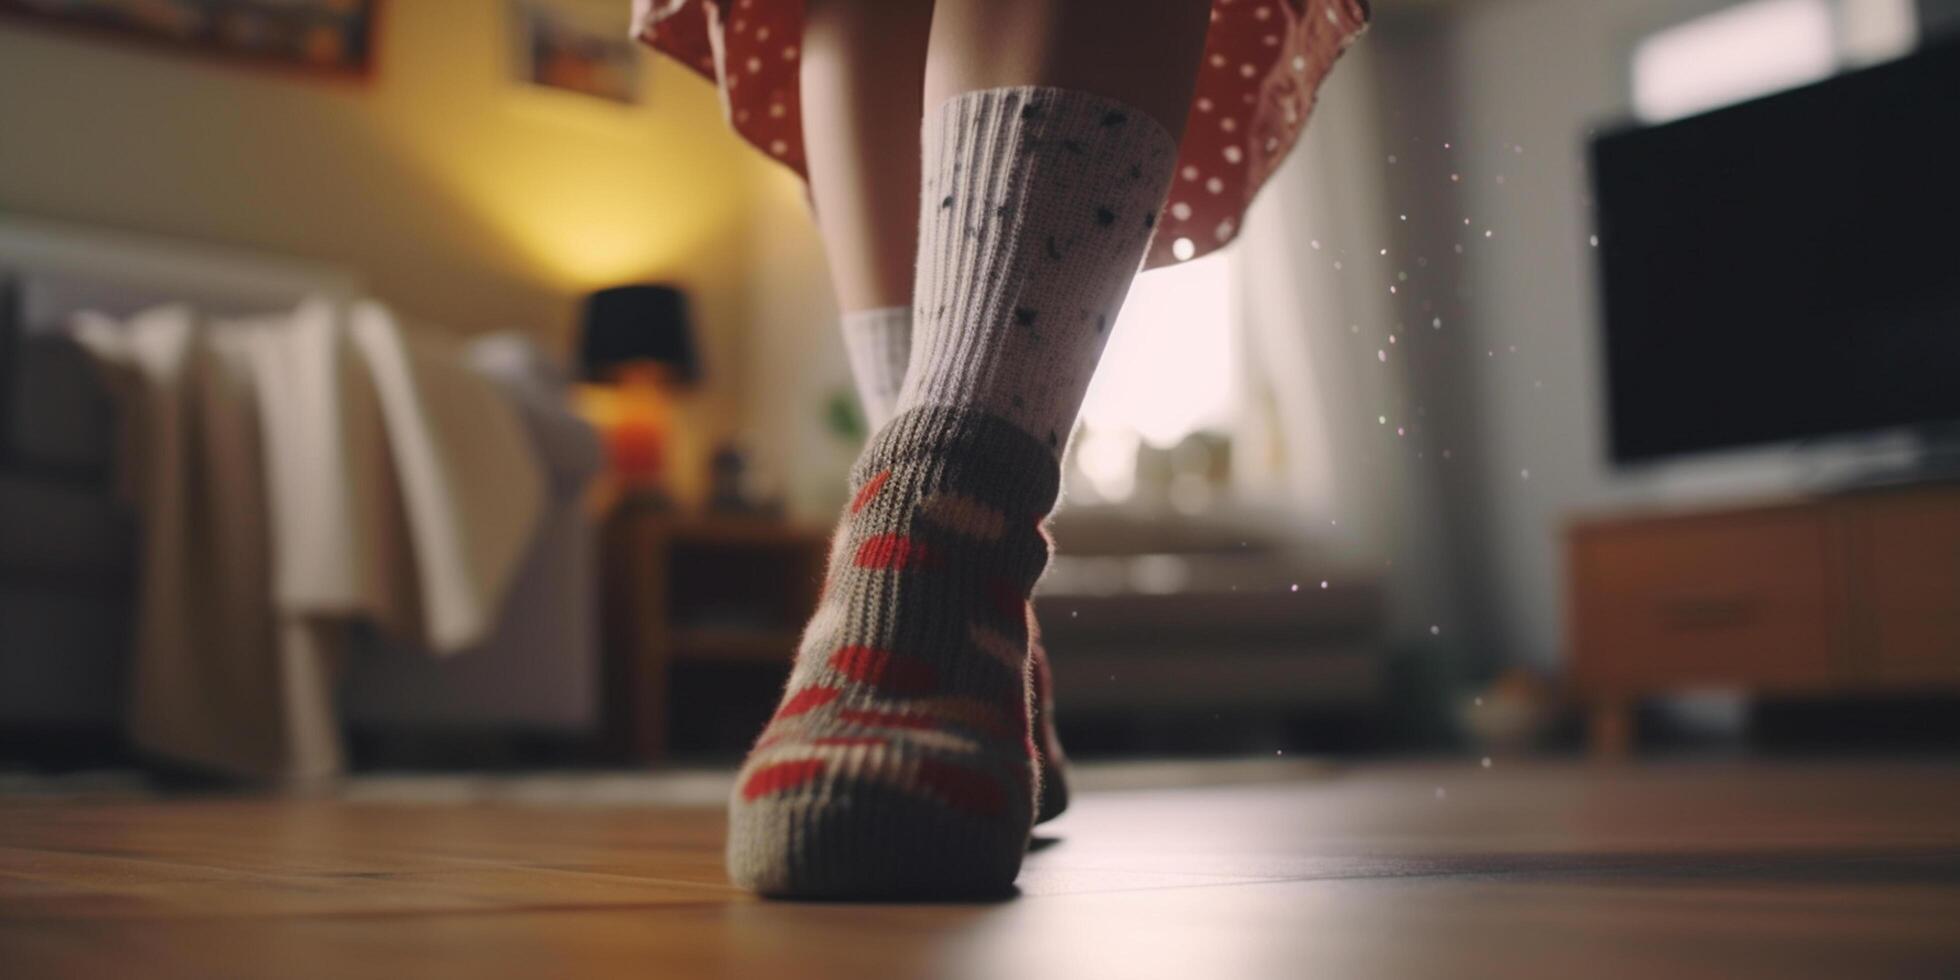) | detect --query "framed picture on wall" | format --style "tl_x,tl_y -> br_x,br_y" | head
511,0 -> 642,105
0,0 -> 381,78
